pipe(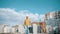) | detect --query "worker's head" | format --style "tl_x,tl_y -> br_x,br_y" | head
26,16 -> 28,19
